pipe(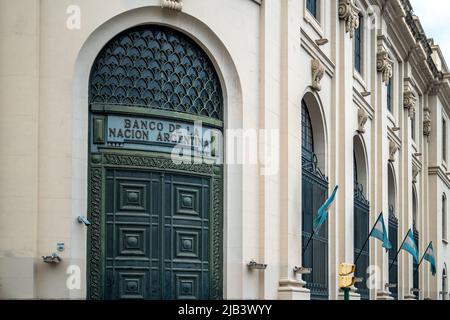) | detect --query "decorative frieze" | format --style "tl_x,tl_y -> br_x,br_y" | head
161,0 -> 183,11
357,107 -> 369,134
311,59 -> 325,91
423,108 -> 432,142
403,88 -> 417,119
338,0 -> 361,38
389,141 -> 400,163
377,49 -> 394,85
